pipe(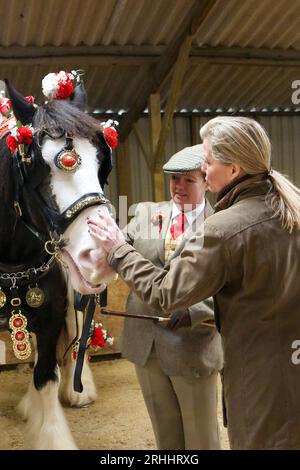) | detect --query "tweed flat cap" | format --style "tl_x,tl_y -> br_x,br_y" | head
163,144 -> 205,173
